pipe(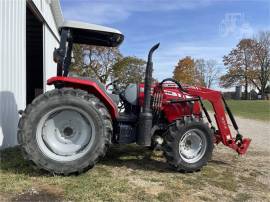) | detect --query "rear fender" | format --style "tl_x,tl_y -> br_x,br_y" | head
47,76 -> 119,119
